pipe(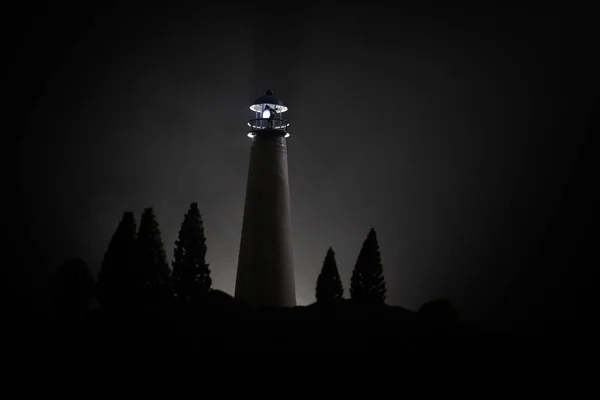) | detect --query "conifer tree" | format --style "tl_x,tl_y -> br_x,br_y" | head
137,207 -> 170,286
171,202 -> 211,300
315,247 -> 344,304
350,228 -> 387,304
97,211 -> 138,308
